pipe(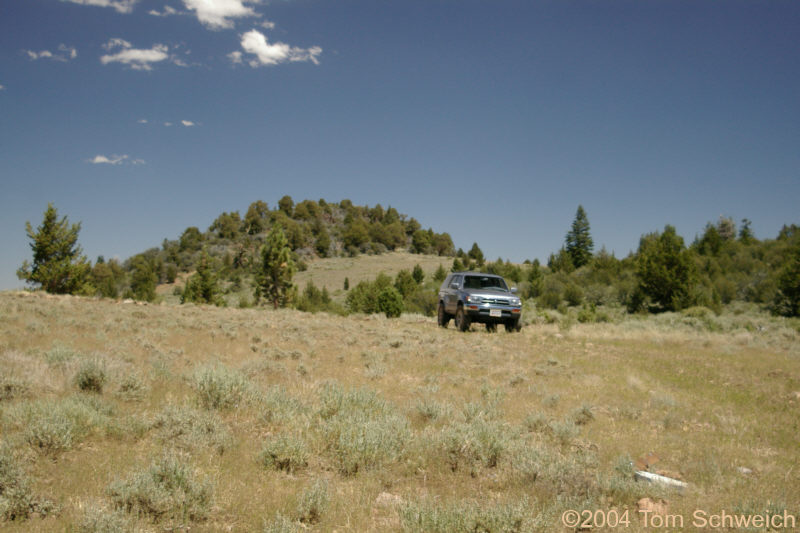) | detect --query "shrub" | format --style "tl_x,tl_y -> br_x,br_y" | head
316,384 -> 410,475
295,480 -> 329,524
399,498 -> 528,533
0,377 -> 30,401
115,373 -> 148,402
12,396 -> 113,456
151,405 -> 233,454
0,446 -> 56,520
74,358 -> 107,393
260,435 -> 309,473
108,453 -> 213,523
192,363 -> 252,410
76,504 -> 133,533
263,513 -> 299,533
438,419 -> 510,472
